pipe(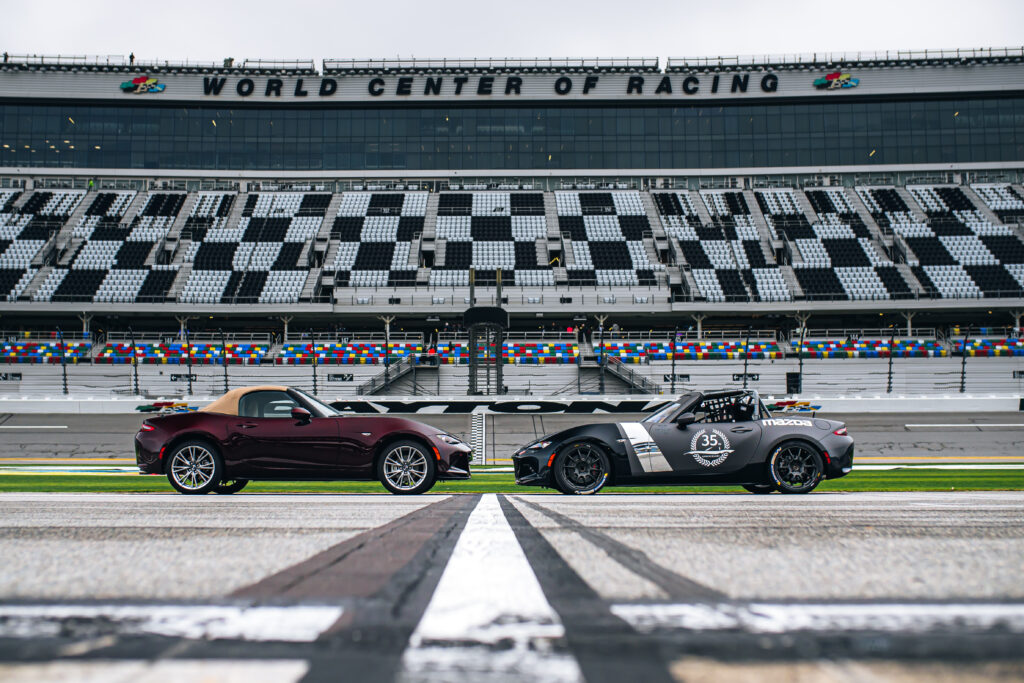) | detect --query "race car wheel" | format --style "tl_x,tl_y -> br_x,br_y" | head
378,441 -> 437,495
742,484 -> 775,495
552,443 -> 610,495
167,441 -> 223,495
214,479 -> 249,495
769,441 -> 824,494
